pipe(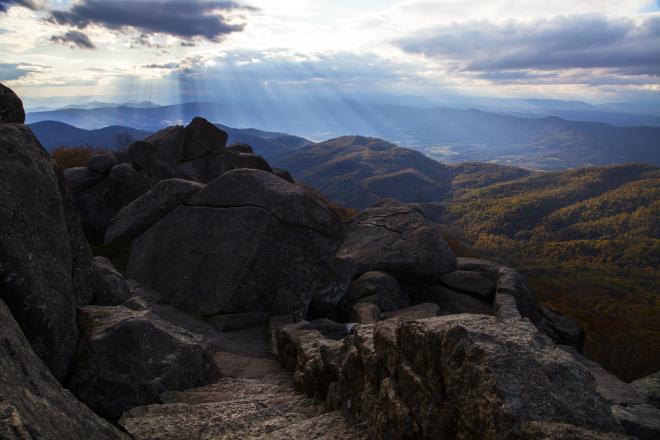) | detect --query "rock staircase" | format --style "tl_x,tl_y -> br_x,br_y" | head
120,375 -> 366,440
117,297 -> 366,440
